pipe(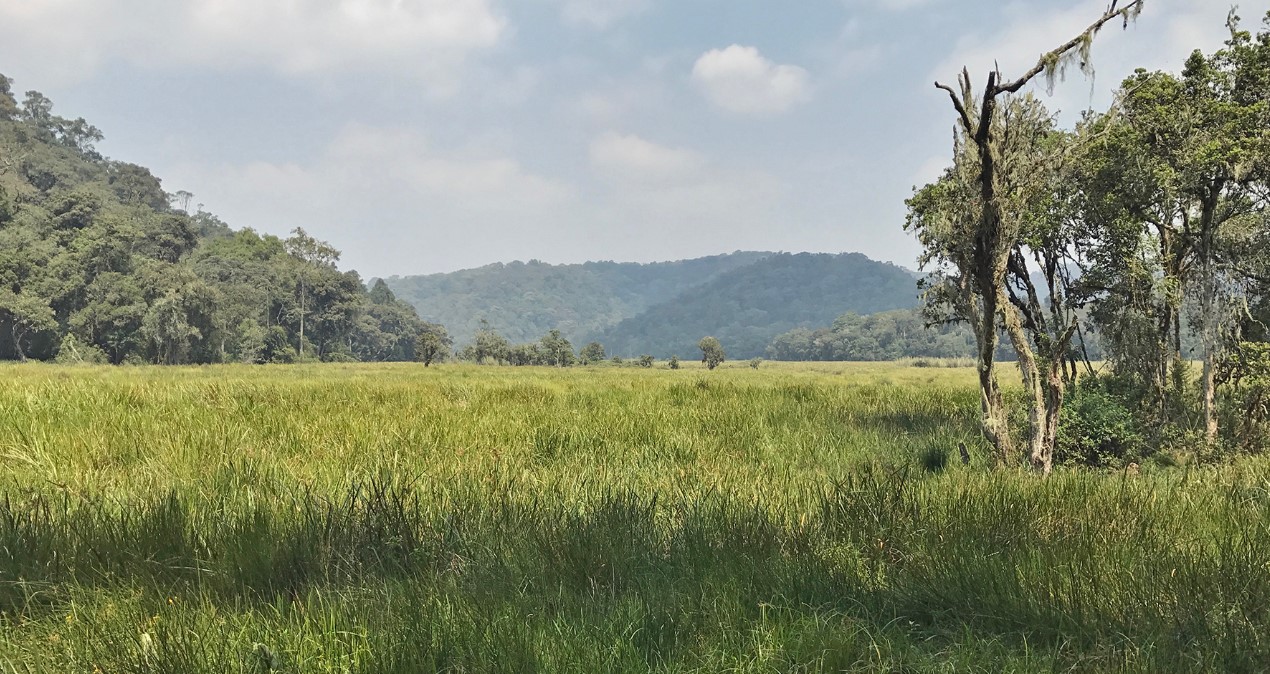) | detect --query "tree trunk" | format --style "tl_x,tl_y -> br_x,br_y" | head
1202,354 -> 1219,442
1002,302 -> 1050,474
1199,194 -> 1220,444
299,279 -> 306,358
12,323 -> 27,362
1200,276 -> 1220,443
973,289 -> 1014,463
1040,364 -> 1064,475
